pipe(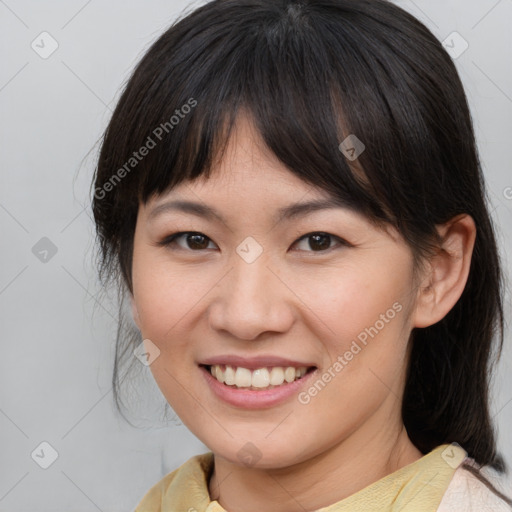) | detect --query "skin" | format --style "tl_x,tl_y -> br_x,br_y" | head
130,114 -> 476,511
